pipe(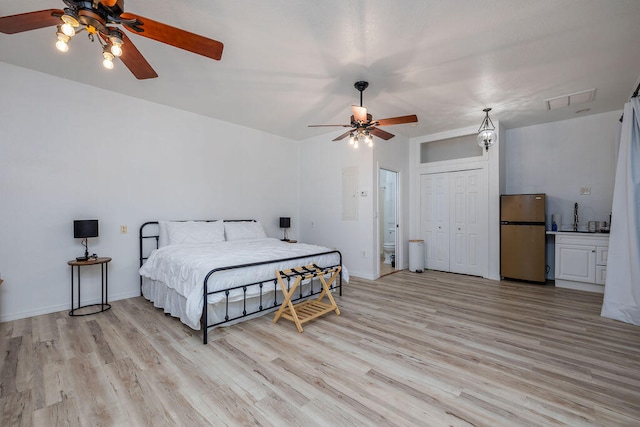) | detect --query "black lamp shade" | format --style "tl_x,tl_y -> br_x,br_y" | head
74,220 -> 99,238
279,217 -> 291,228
